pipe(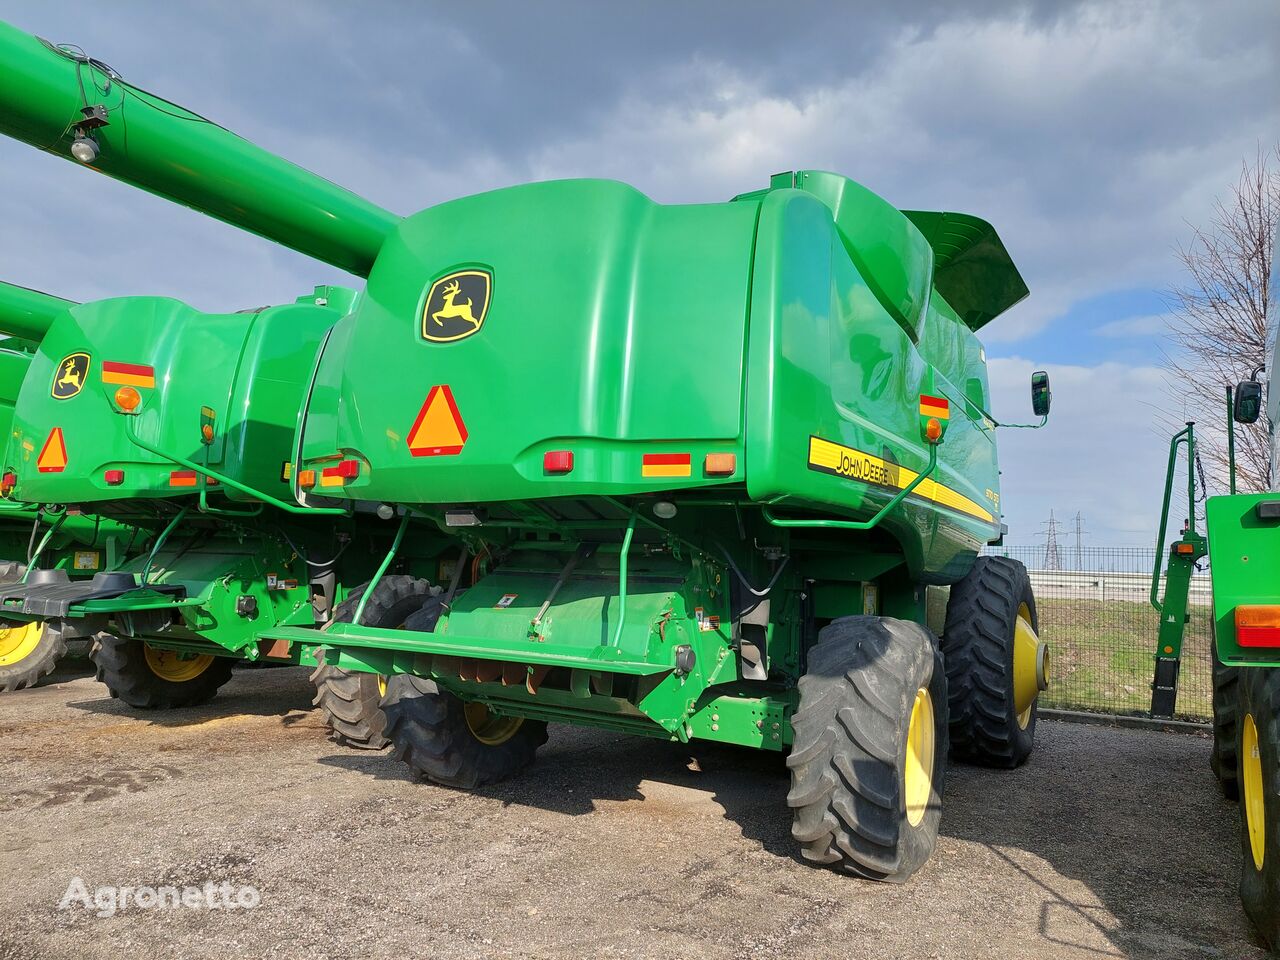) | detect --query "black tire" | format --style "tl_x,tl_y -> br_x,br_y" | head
1238,666 -> 1280,950
0,619 -> 66,693
786,616 -> 948,882
91,634 -> 232,709
941,555 -> 1041,768
310,574 -> 436,750
382,597 -> 549,788
1211,639 -> 1241,801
